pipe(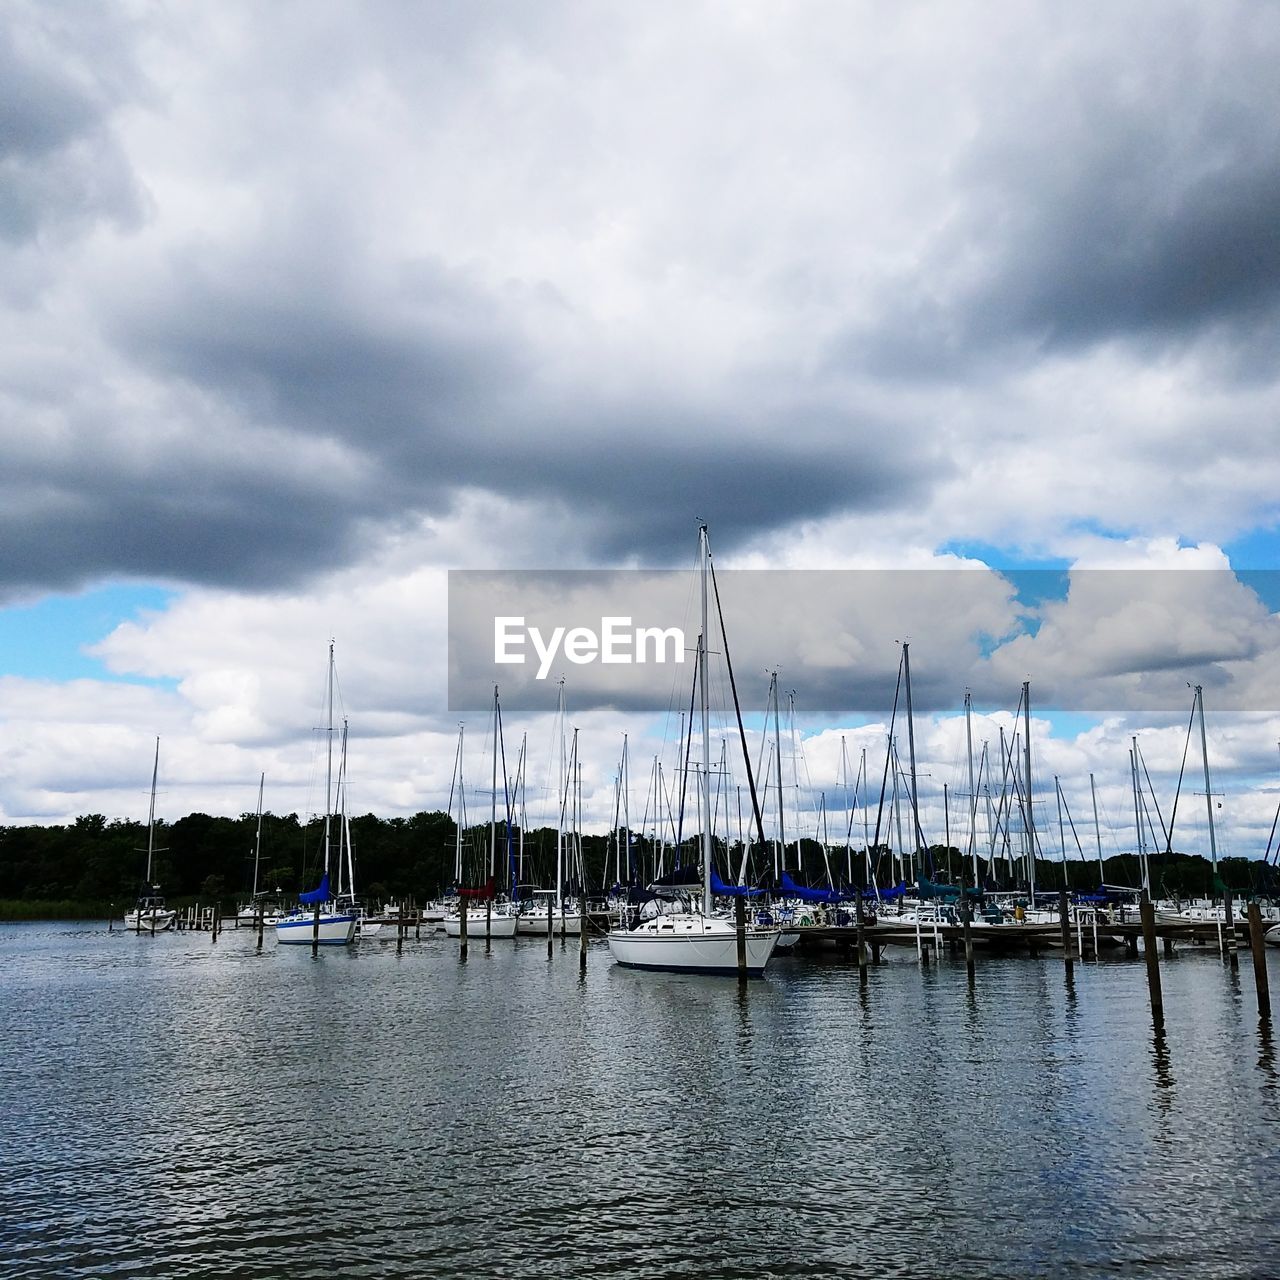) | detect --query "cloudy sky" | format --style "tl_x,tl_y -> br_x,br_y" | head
3,1 -> 1280,871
